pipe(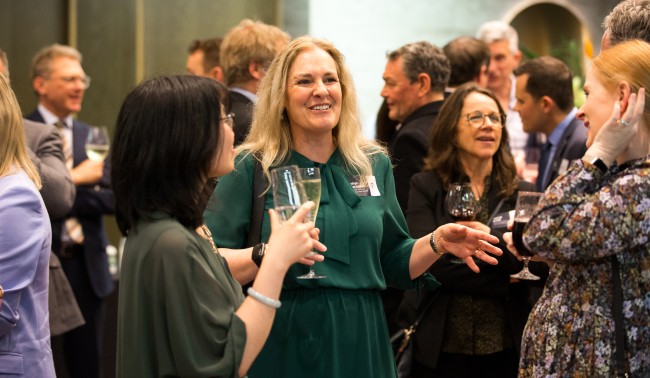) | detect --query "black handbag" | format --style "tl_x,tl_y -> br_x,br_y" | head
390,294 -> 436,378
